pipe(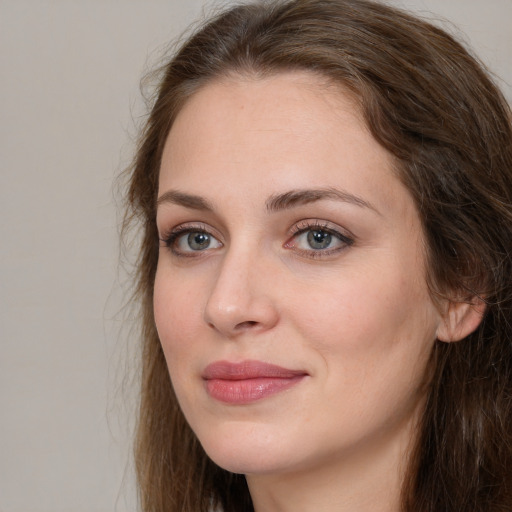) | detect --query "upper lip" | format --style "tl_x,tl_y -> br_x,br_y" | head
202,360 -> 308,380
